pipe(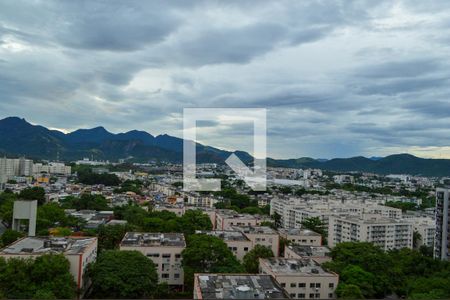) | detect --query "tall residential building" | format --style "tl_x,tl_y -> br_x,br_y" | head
328,215 -> 413,250
120,232 -> 185,287
435,188 -> 450,260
